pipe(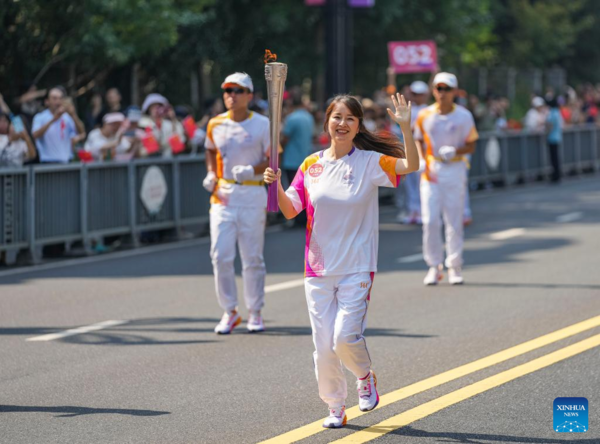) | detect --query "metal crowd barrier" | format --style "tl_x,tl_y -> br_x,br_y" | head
0,155 -> 210,265
1,125 -> 599,265
468,125 -> 599,186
